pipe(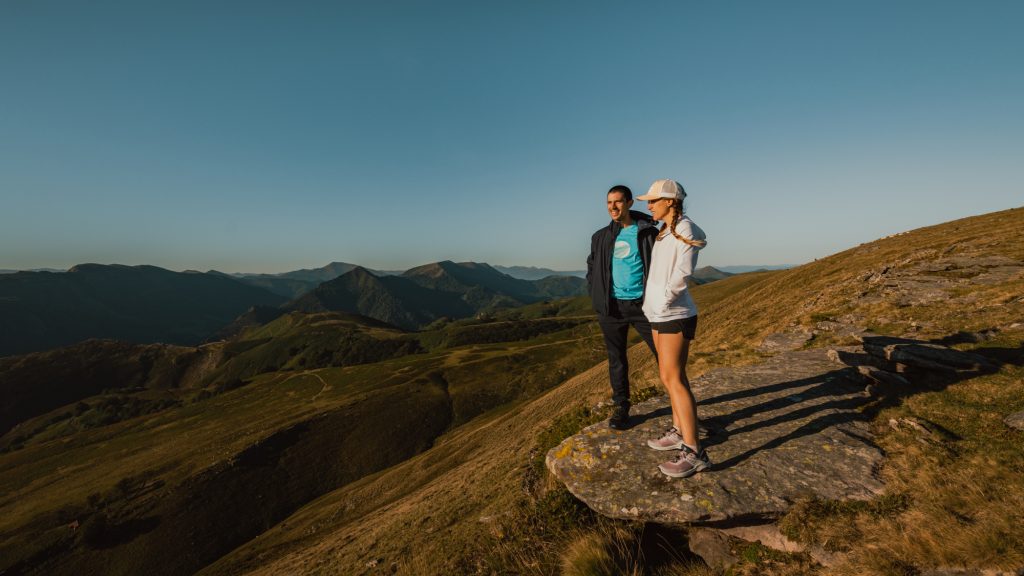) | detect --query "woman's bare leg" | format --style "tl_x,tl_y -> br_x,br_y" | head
655,332 -> 698,450
652,329 -> 681,432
